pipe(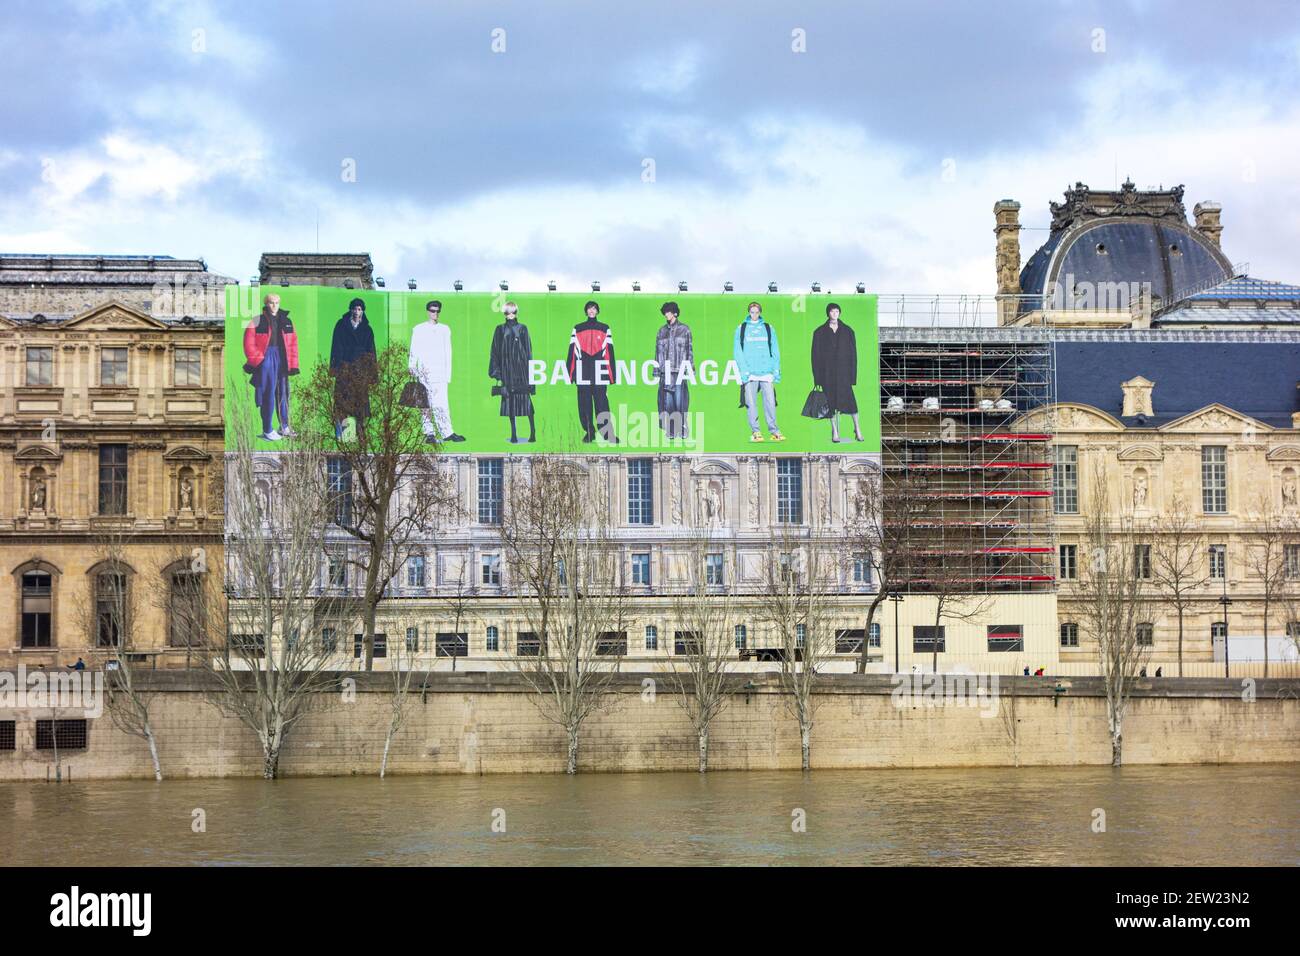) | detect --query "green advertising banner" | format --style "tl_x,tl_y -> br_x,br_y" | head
225,287 -> 880,455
